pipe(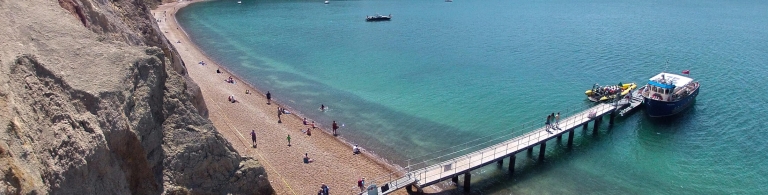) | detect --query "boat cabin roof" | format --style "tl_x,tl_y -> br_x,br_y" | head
648,72 -> 693,89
